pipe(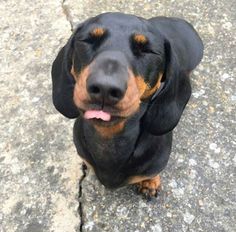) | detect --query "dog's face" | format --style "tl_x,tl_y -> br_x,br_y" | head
52,12 -> 203,136
71,13 -> 165,128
